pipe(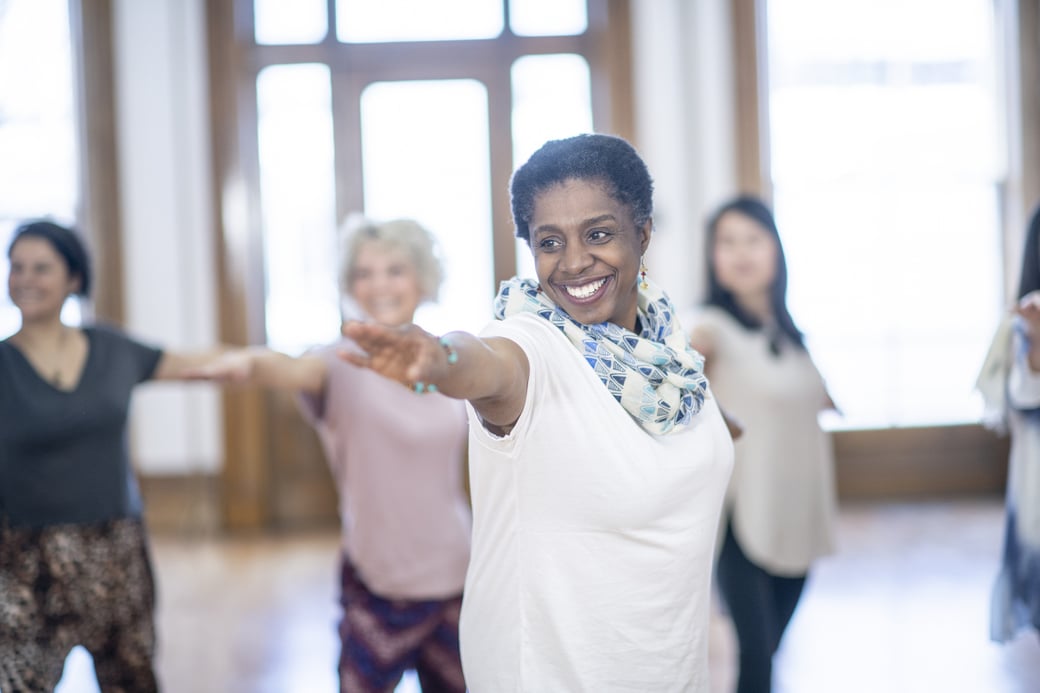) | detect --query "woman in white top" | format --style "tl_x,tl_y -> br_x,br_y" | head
990,204 -> 1040,643
688,196 -> 837,693
342,133 -> 734,692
